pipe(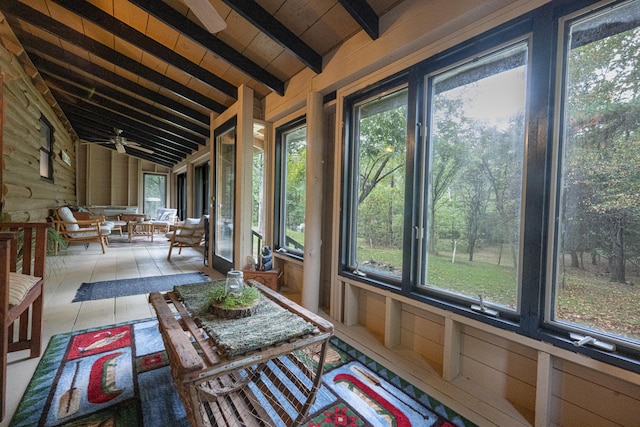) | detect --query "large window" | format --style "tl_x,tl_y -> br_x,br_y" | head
39,115 -> 54,181
422,42 -> 528,313
143,173 -> 167,215
340,0 -> 640,371
215,126 -> 236,264
274,118 -> 306,257
345,86 -> 408,282
551,0 -> 640,349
